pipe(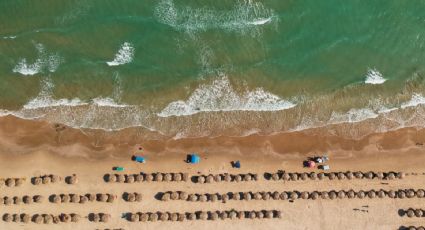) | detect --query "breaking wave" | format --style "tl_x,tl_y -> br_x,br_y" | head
13,43 -> 63,76
364,68 -> 386,85
158,75 -> 296,117
106,42 -> 135,66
